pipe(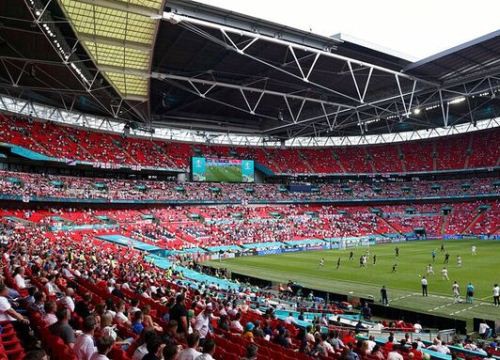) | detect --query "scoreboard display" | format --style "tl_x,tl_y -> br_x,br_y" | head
191,157 -> 255,183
